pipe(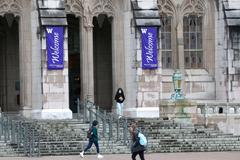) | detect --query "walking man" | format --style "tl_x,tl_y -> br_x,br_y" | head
80,120 -> 103,158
